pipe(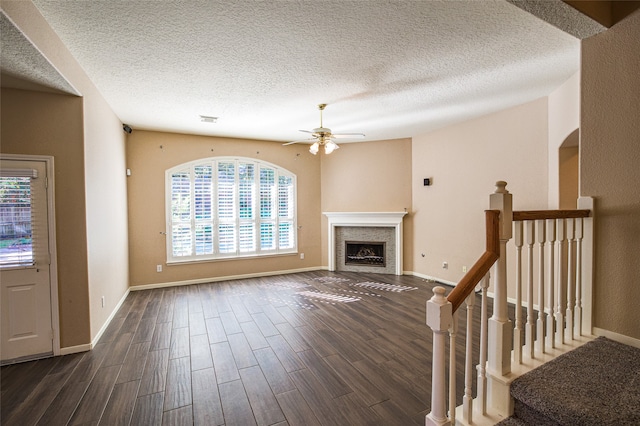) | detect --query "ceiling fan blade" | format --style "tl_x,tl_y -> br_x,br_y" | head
298,129 -> 314,134
283,138 -> 314,146
332,132 -> 365,139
